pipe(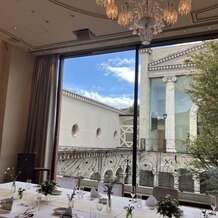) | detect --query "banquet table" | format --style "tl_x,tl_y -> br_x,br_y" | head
0,182 -> 213,218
